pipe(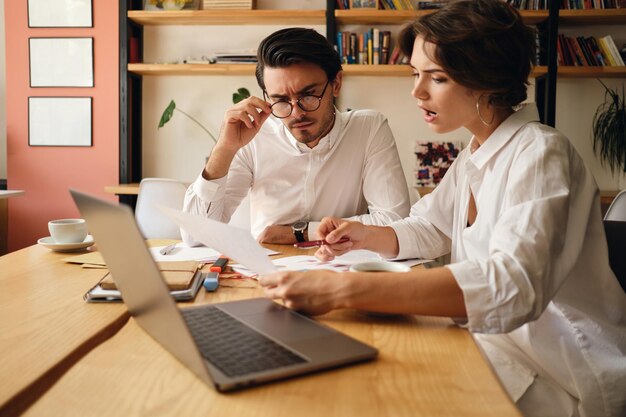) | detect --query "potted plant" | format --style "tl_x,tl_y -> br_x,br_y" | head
158,88 -> 251,144
592,81 -> 626,176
